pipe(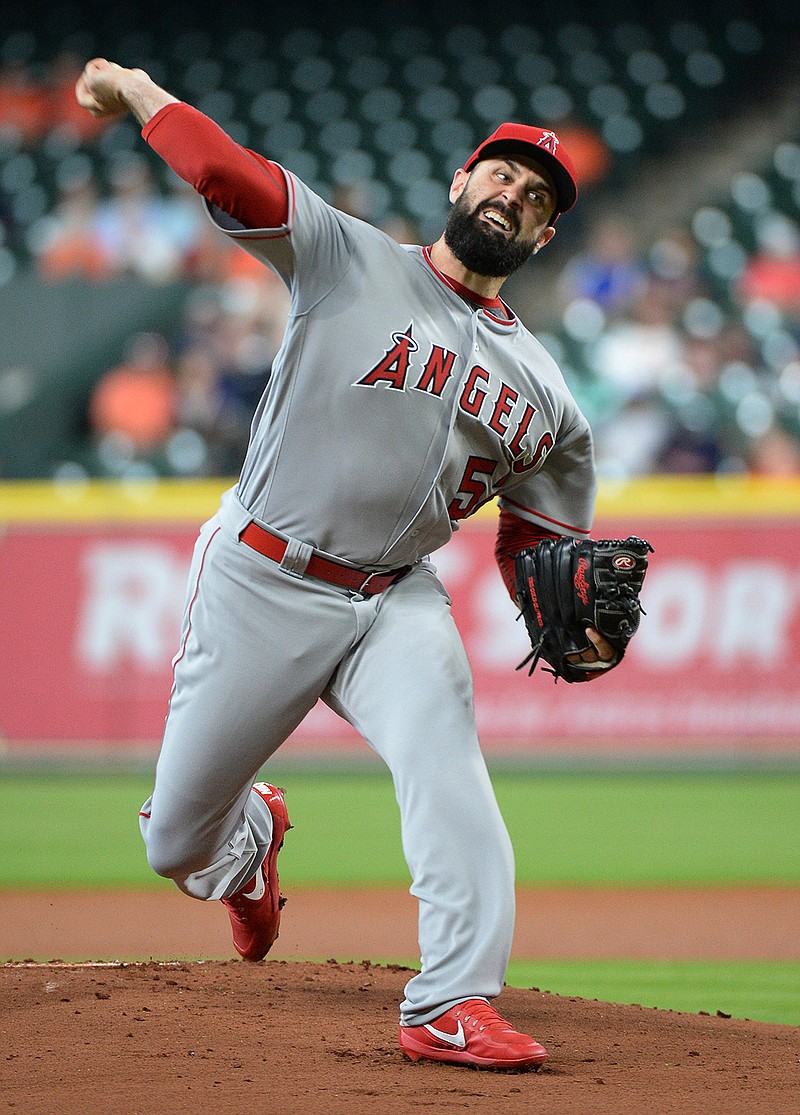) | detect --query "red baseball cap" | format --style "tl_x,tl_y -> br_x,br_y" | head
464,123 -> 579,216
